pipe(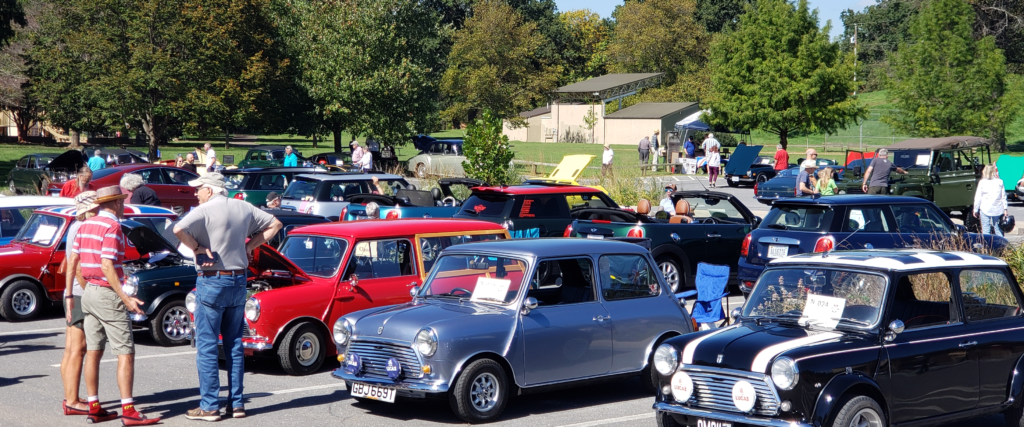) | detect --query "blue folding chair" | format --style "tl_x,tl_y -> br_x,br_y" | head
678,263 -> 731,330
